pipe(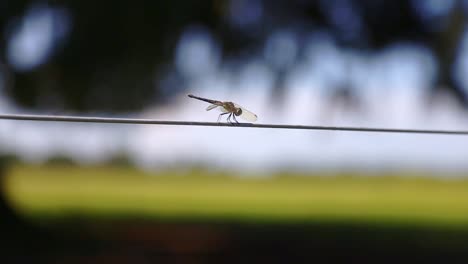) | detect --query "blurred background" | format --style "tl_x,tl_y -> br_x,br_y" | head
2,0 -> 468,262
